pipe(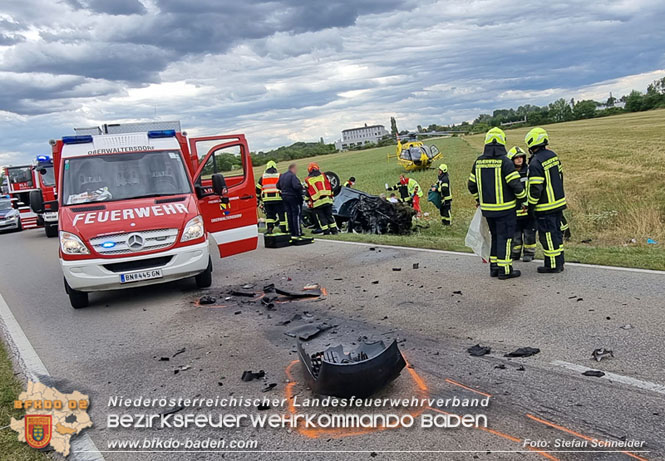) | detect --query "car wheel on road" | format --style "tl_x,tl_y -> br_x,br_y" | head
16,220 -> 22,232
195,258 -> 213,288
64,278 -> 89,309
45,224 -> 58,238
